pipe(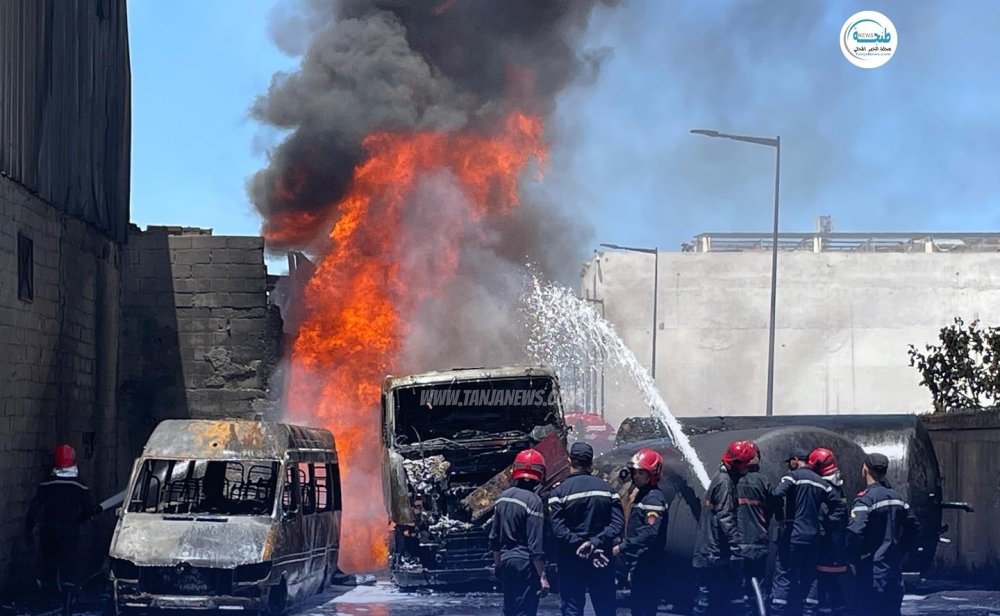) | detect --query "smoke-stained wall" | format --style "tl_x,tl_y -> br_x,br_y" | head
0,177 -> 123,593
583,249 -> 1000,427
119,227 -> 283,459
